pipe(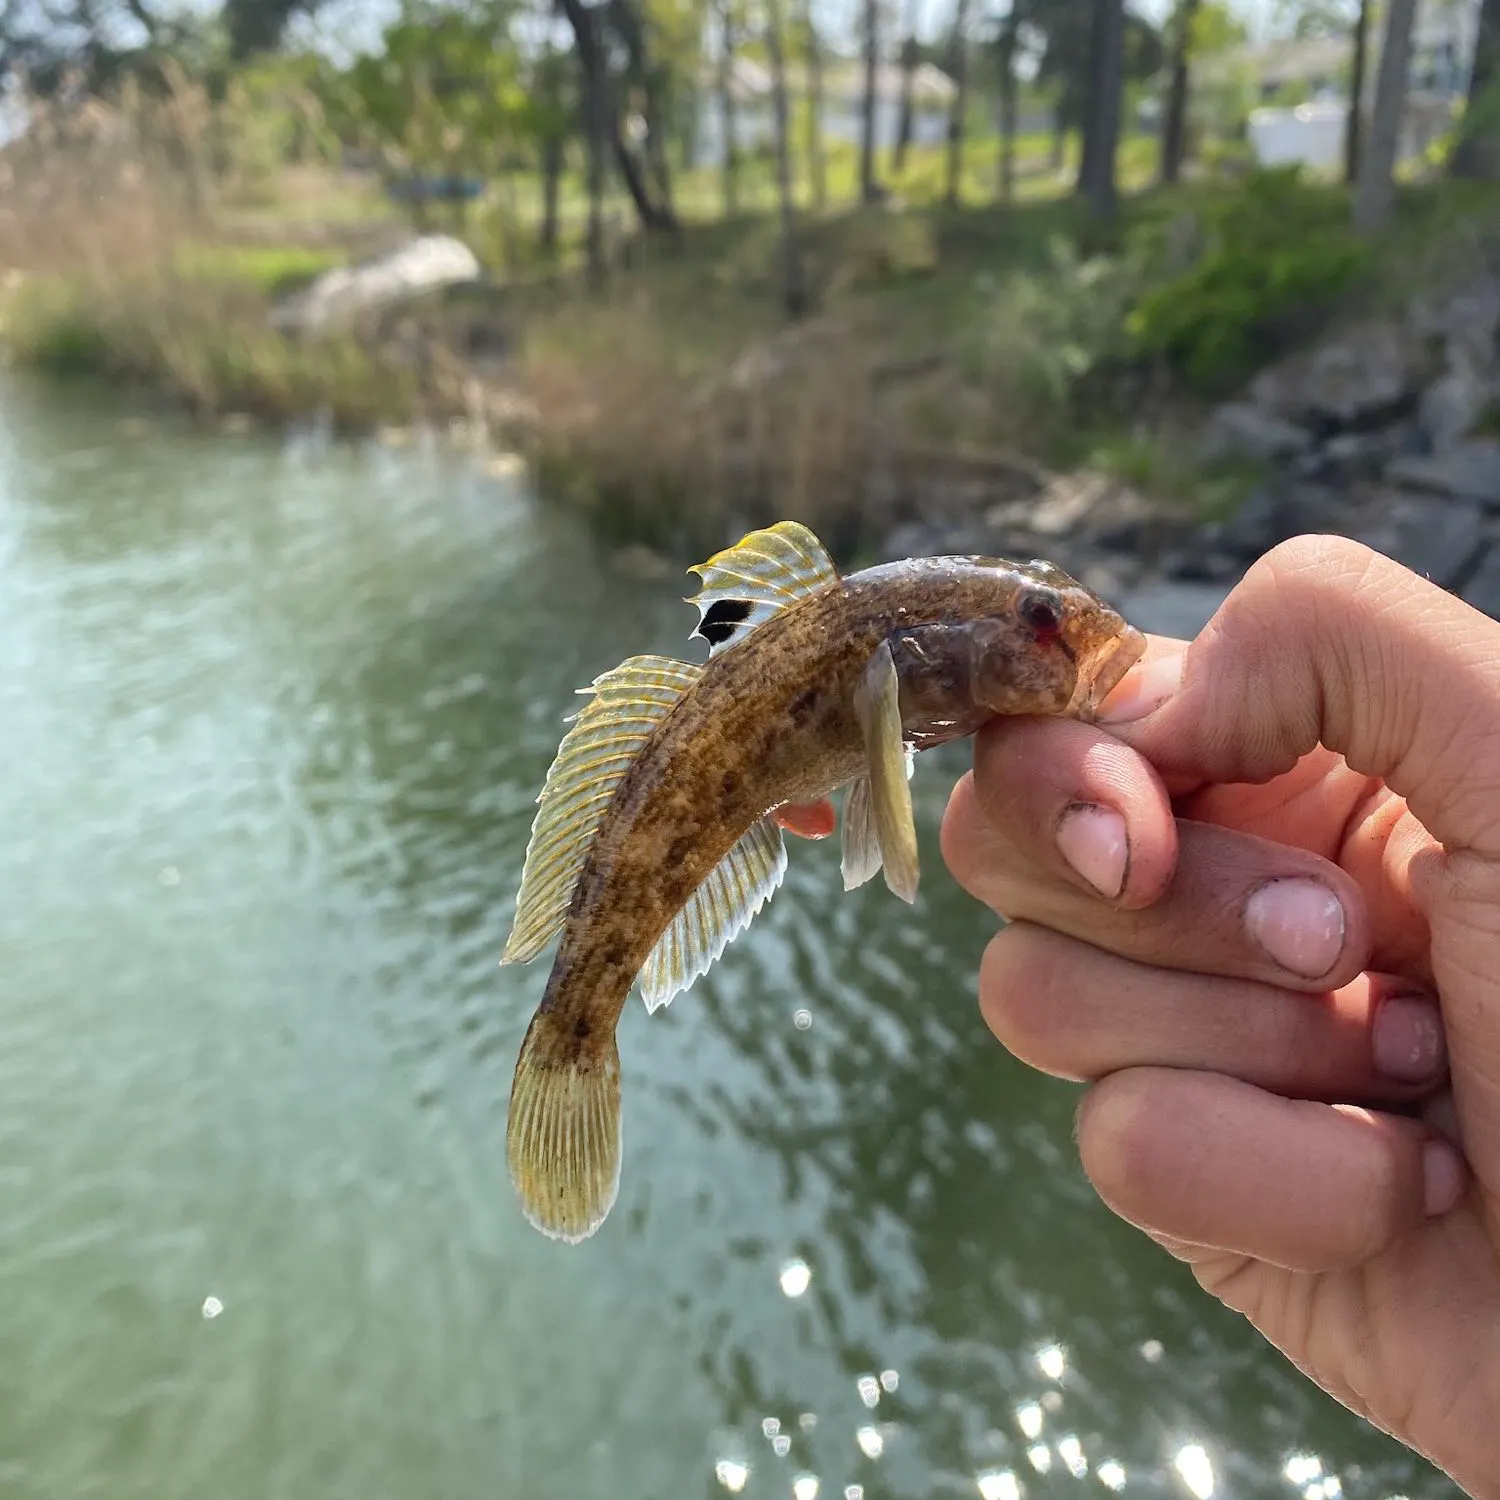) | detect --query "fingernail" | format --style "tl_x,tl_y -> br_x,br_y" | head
1097,649 -> 1184,724
1056,804 -> 1128,899
1245,879 -> 1346,980
1373,995 -> 1447,1083
1422,1139 -> 1465,1217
